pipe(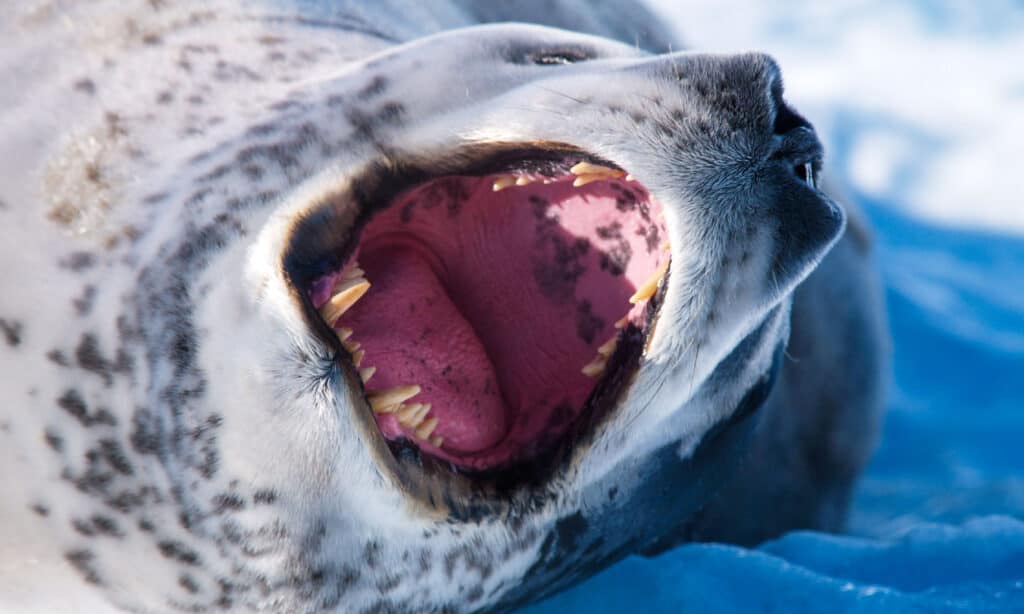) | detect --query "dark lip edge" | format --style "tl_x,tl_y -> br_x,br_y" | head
280,141 -> 663,516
